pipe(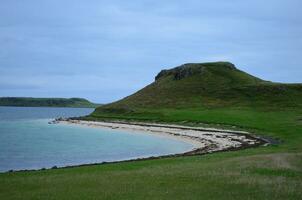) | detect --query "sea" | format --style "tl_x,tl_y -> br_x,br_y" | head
0,106 -> 192,172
